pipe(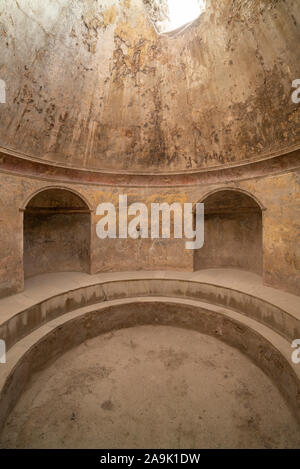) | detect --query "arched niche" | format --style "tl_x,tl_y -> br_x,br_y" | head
194,189 -> 263,275
23,188 -> 91,279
